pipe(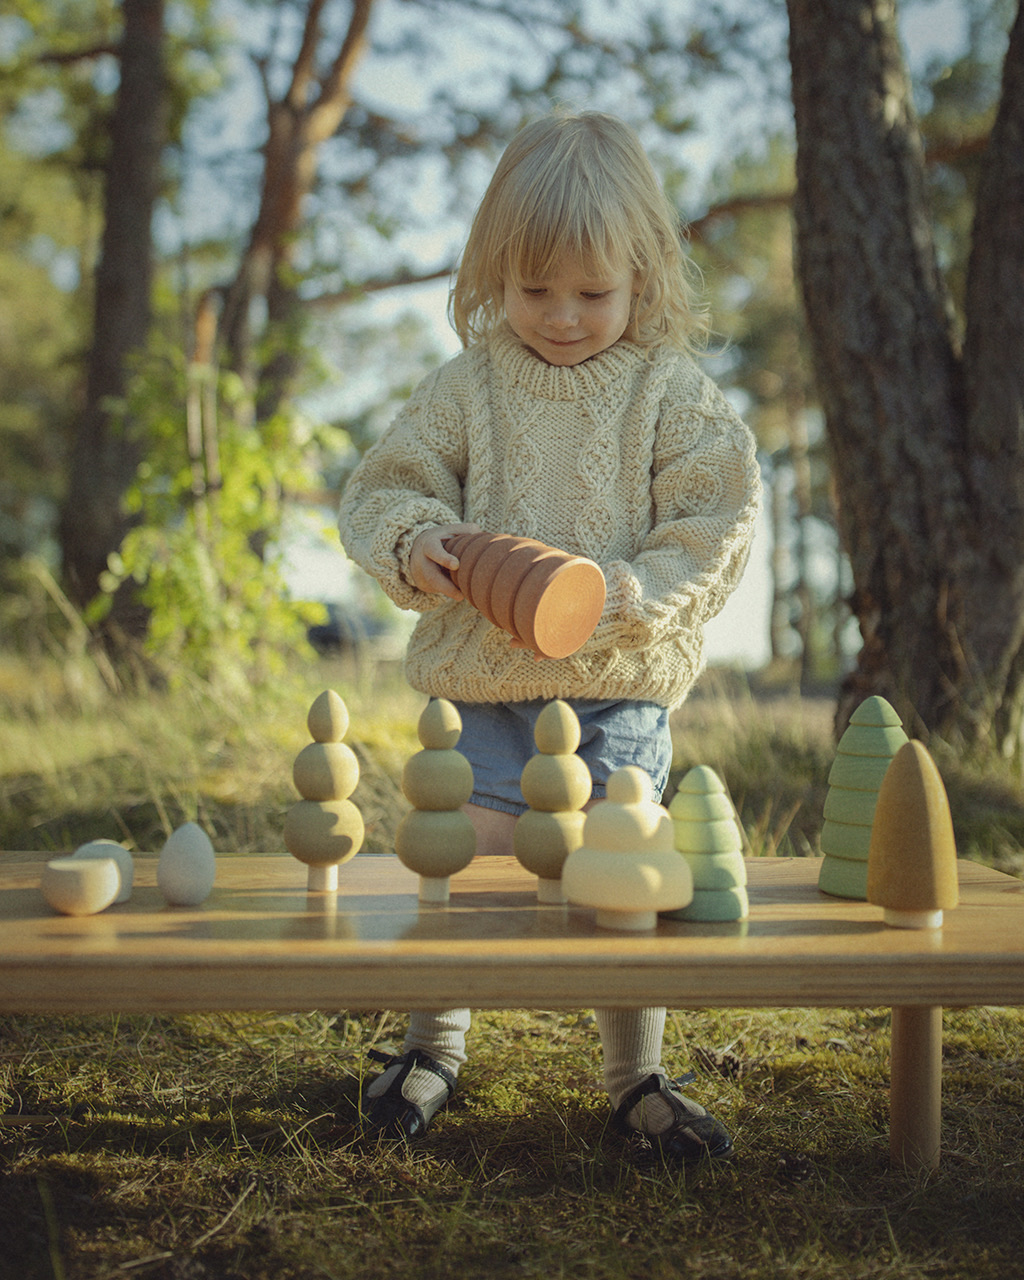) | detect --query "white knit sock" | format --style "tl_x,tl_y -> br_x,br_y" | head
597,1006 -> 677,1134
367,1008 -> 470,1110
